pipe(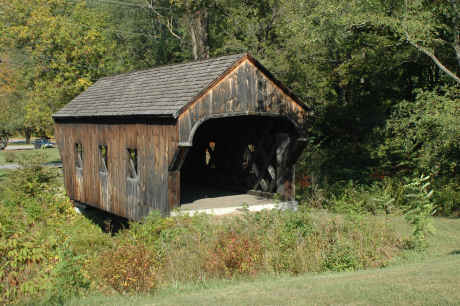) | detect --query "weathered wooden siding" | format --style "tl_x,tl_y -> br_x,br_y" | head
178,59 -> 307,145
55,121 -> 177,220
